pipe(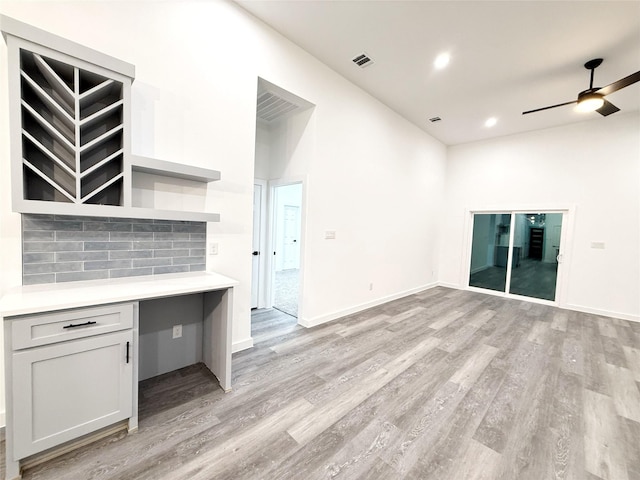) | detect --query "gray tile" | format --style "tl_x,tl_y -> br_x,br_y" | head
133,258 -> 172,268
85,241 -> 132,251
172,256 -> 206,265
56,251 -> 109,262
22,219 -> 83,231
109,268 -> 153,278
154,249 -> 189,258
190,233 -> 206,241
56,231 -> 109,241
84,221 -> 133,232
23,262 -> 83,274
153,265 -> 190,275
133,223 -> 172,233
109,217 -> 153,223
189,264 -> 206,272
173,241 -> 205,249
110,232 -> 154,241
190,249 -> 206,257
24,214 -> 55,221
133,241 -> 172,250
153,220 -> 173,225
84,259 -> 132,271
23,252 -> 55,263
23,231 -> 55,241
24,241 -> 84,252
154,232 -> 189,241
56,271 -> 109,283
173,223 -> 206,233
109,250 -> 153,260
55,215 -> 105,222
22,273 -> 55,285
